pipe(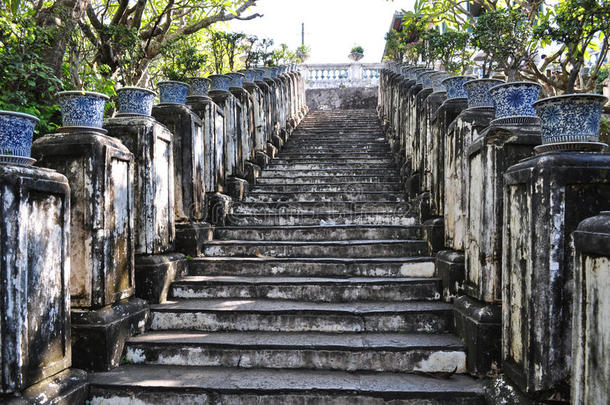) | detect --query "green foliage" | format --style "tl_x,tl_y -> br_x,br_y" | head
295,45 -> 310,63
0,9 -> 62,134
435,29 -> 472,74
350,45 -> 364,54
471,8 -> 536,80
160,39 -> 207,81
